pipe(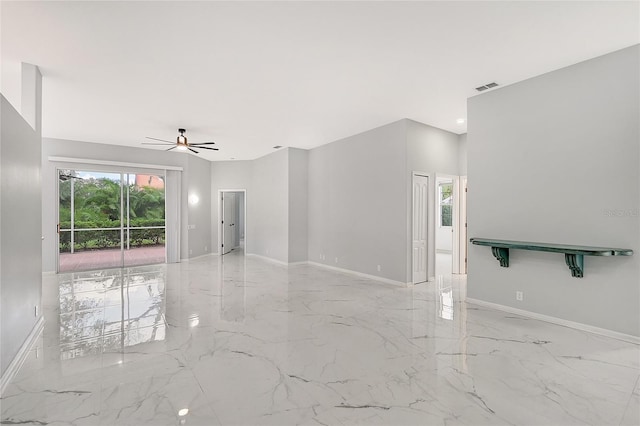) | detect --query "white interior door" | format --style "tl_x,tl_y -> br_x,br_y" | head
222,192 -> 237,255
412,174 -> 429,283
